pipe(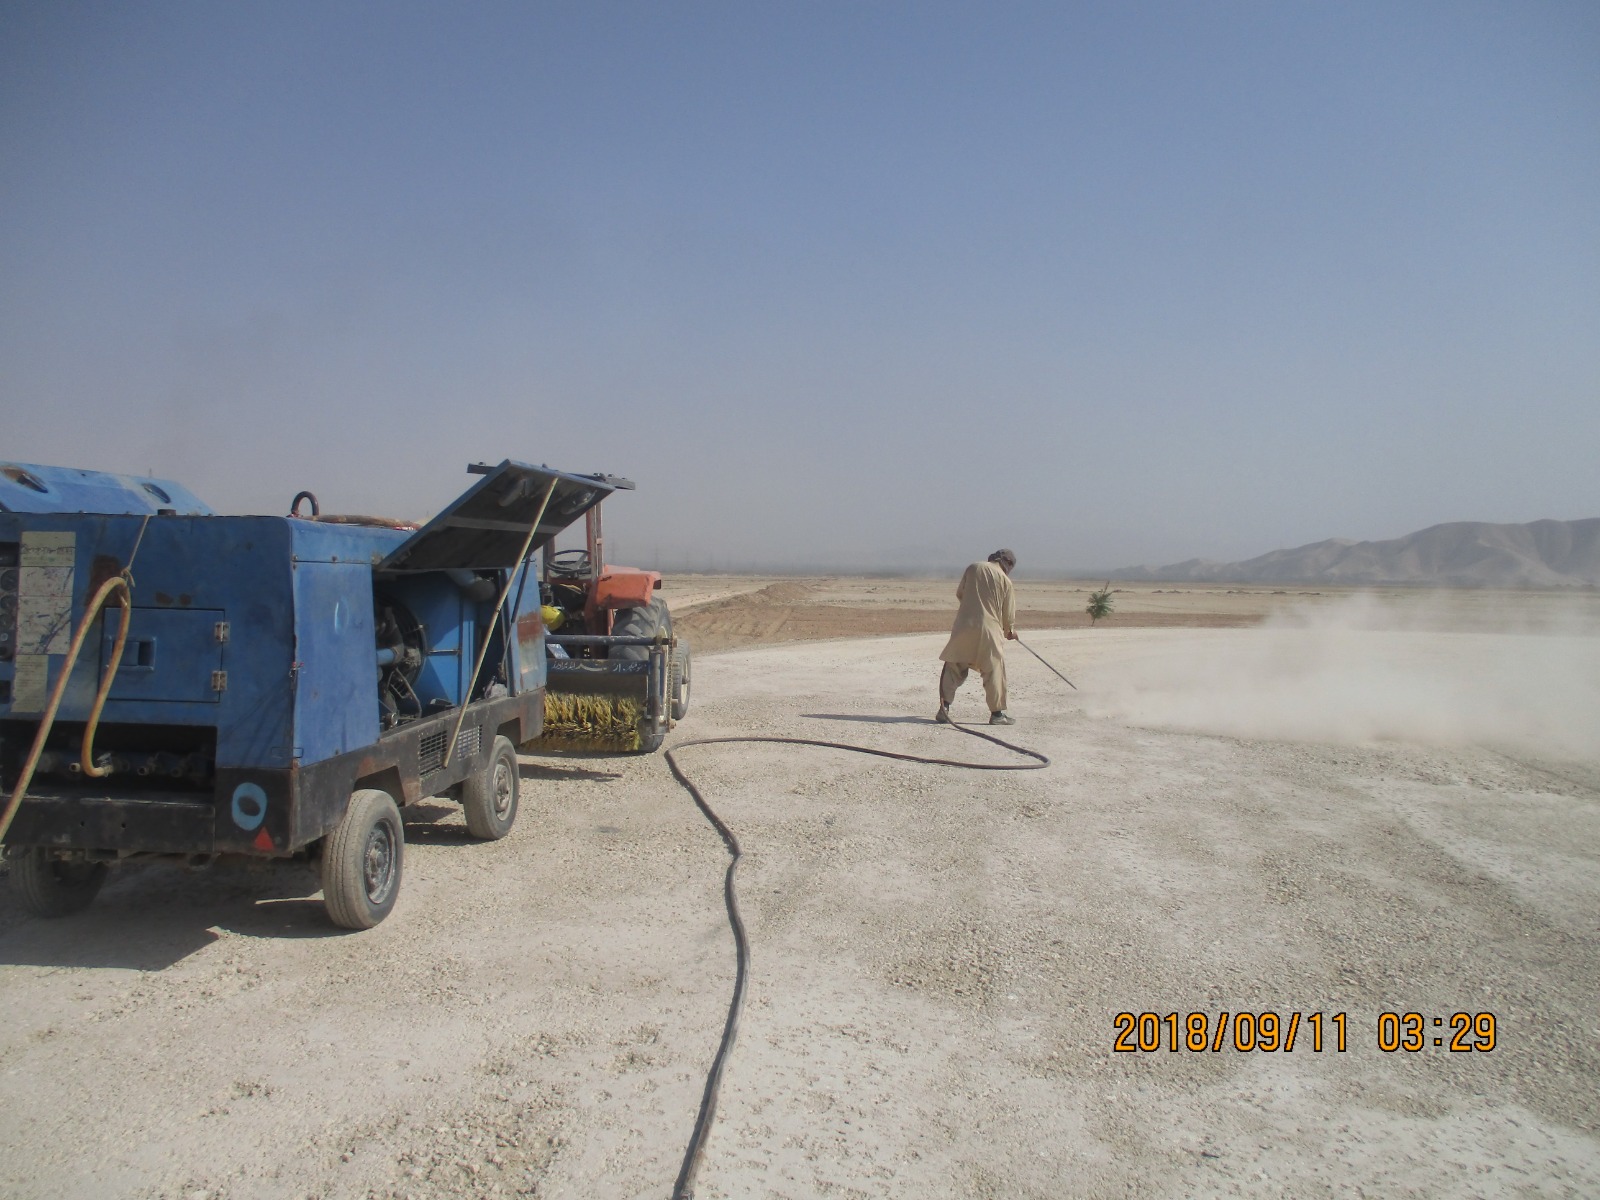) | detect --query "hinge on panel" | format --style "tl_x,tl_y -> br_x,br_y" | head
214,621 -> 230,643
211,670 -> 228,693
